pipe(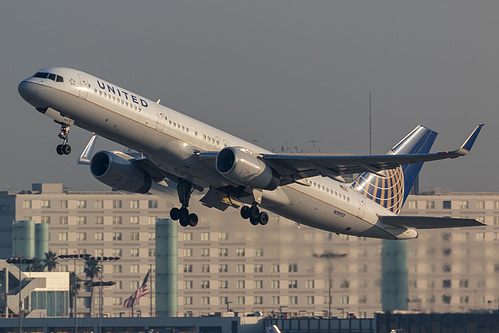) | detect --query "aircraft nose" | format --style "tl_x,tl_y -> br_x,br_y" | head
18,80 -> 39,102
